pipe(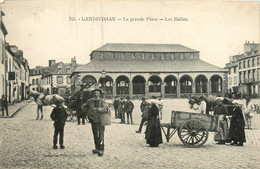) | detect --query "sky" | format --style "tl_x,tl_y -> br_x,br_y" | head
1,0 -> 259,69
